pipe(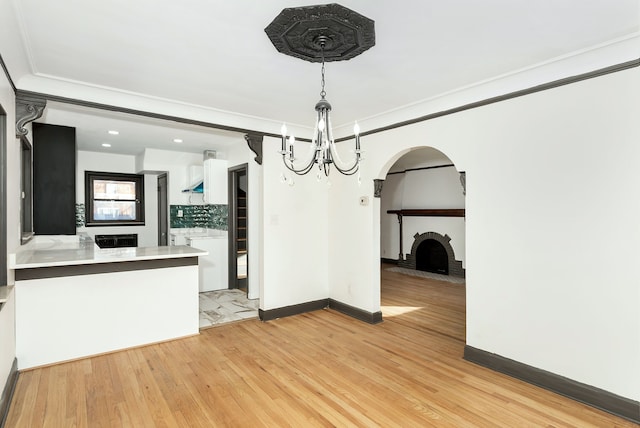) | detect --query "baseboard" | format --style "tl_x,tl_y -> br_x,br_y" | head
381,258 -> 398,265
328,299 -> 383,324
259,298 -> 383,325
463,346 -> 640,424
0,358 -> 18,428
259,299 -> 329,321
